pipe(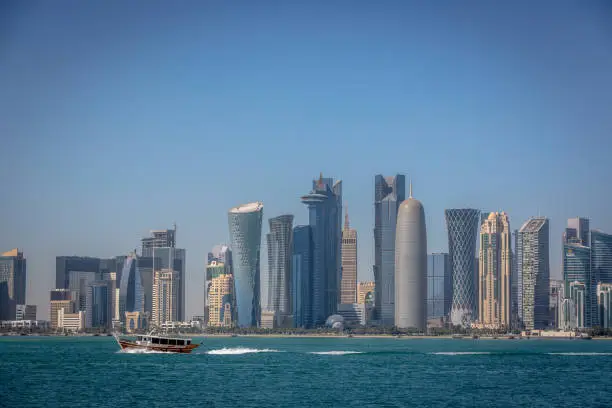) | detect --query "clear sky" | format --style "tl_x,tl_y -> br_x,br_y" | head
1,1 -> 611,320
